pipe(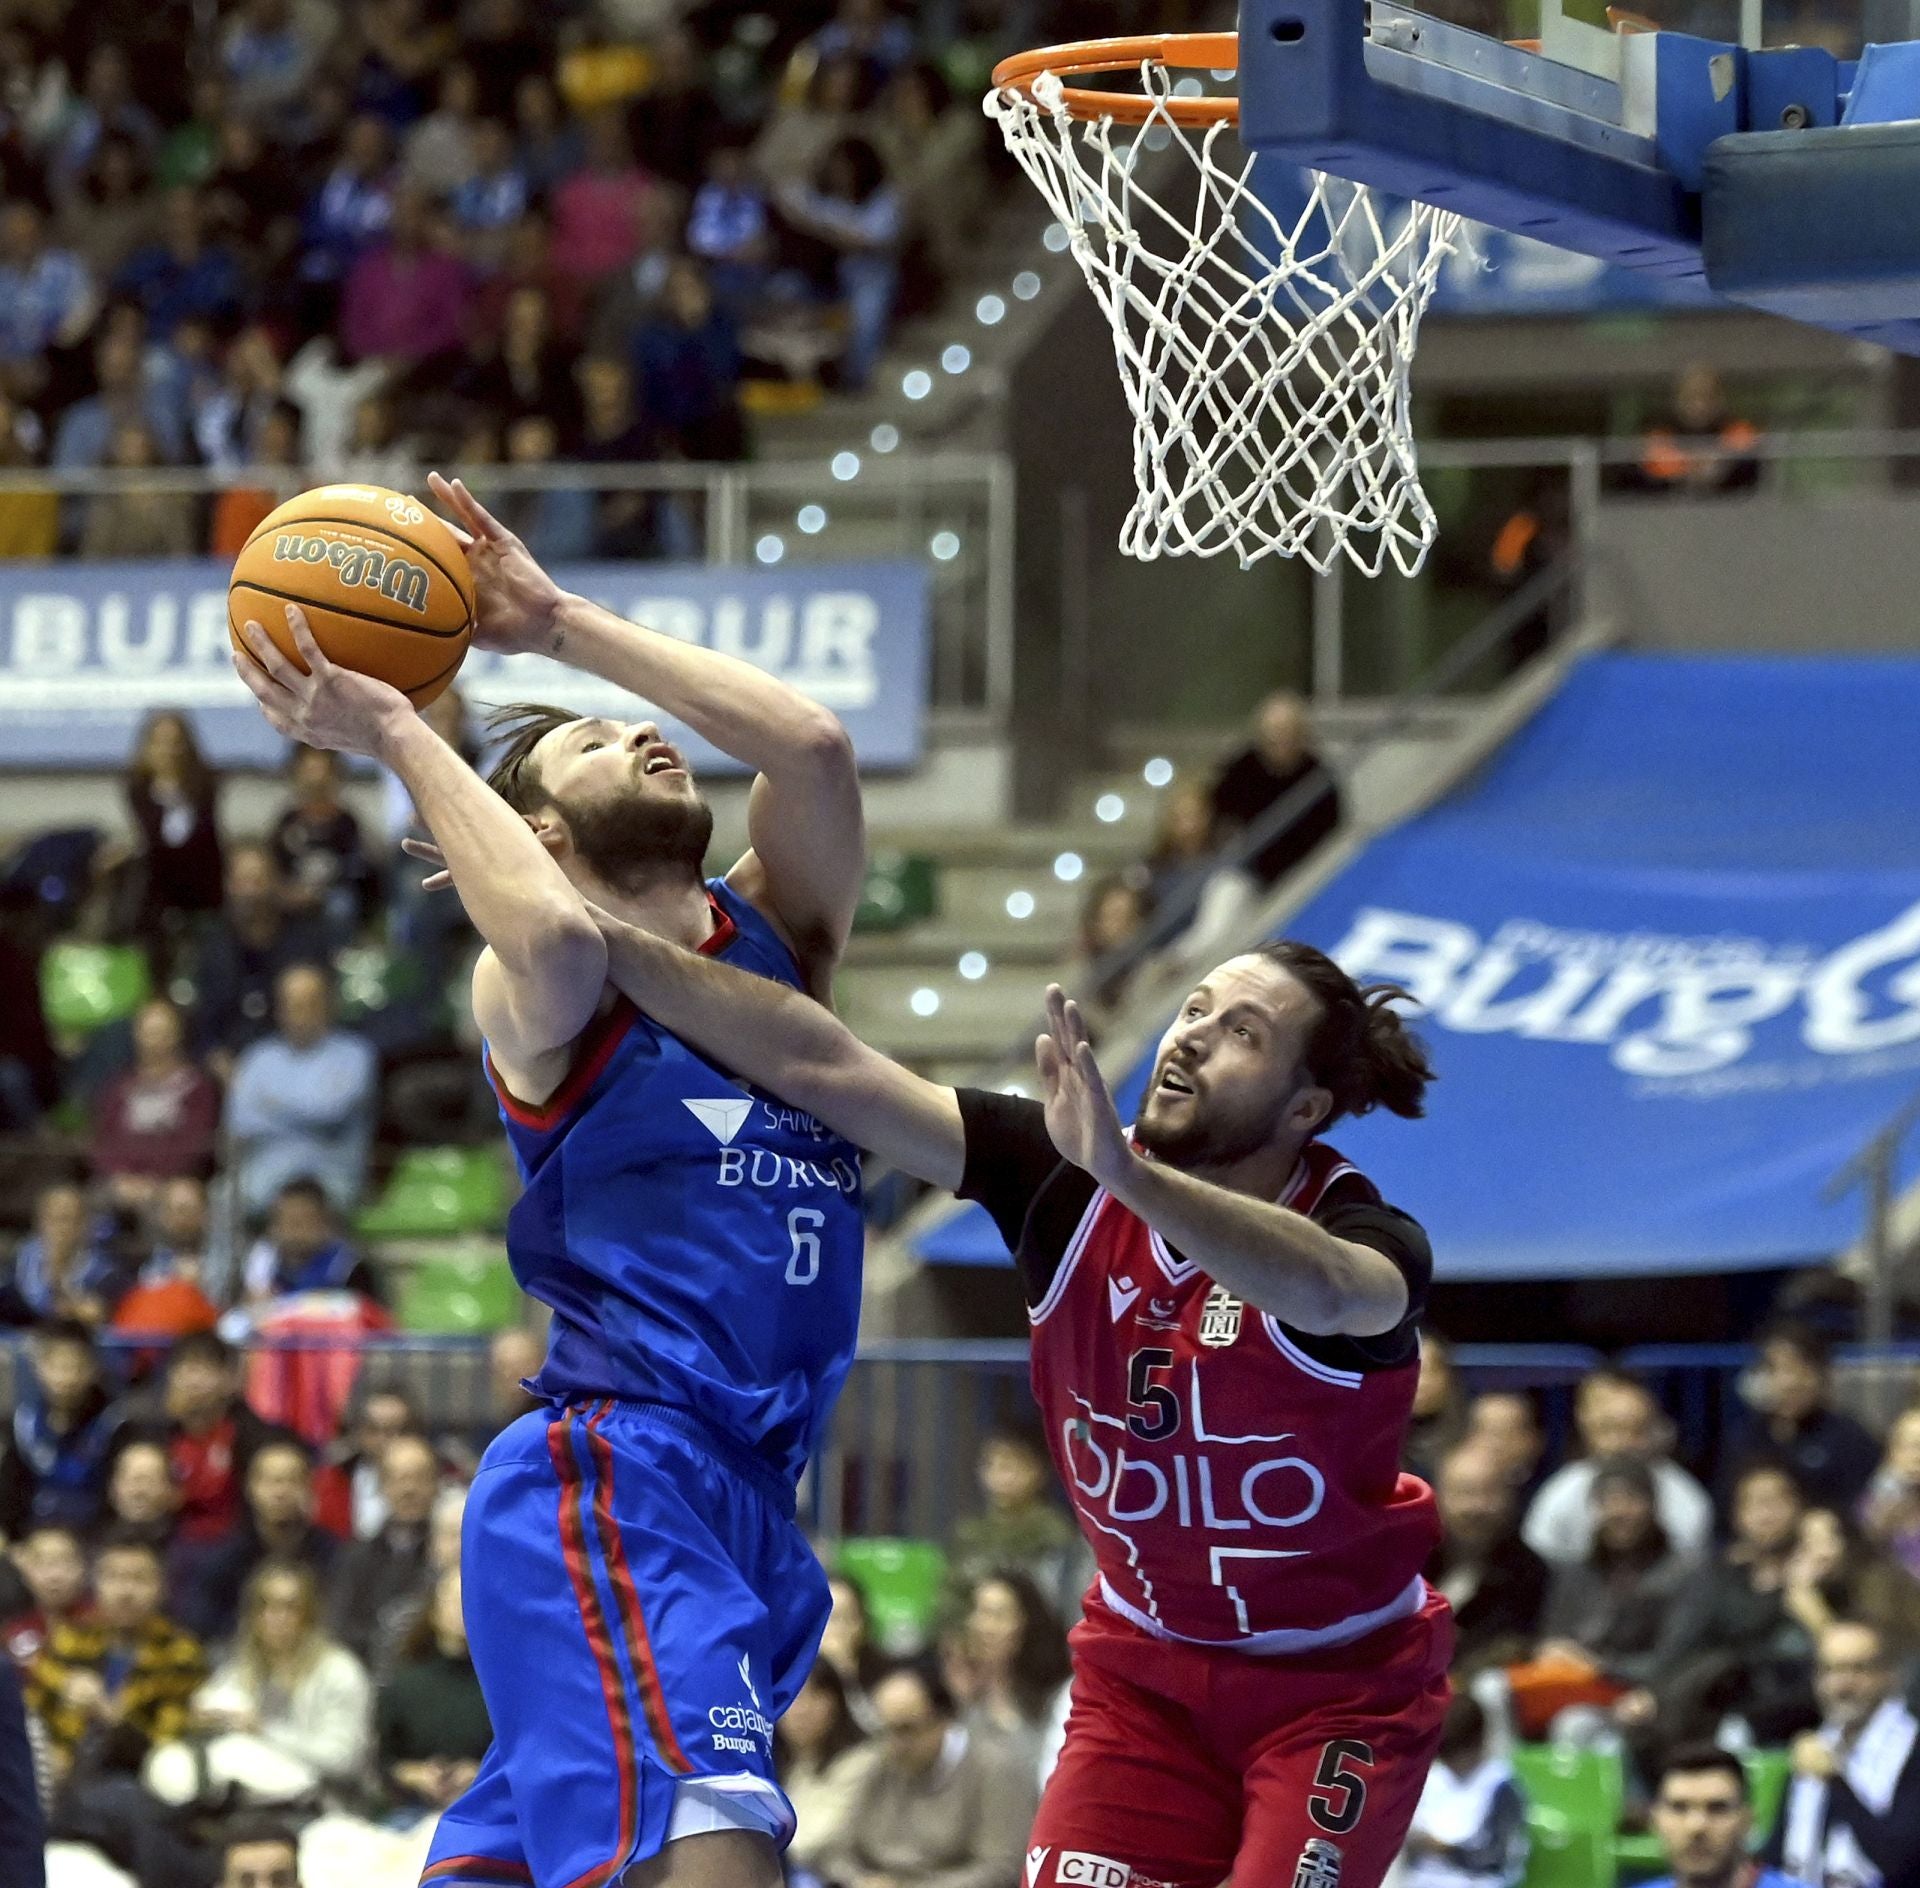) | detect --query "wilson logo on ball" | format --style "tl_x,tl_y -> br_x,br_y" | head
271,534 -> 432,614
